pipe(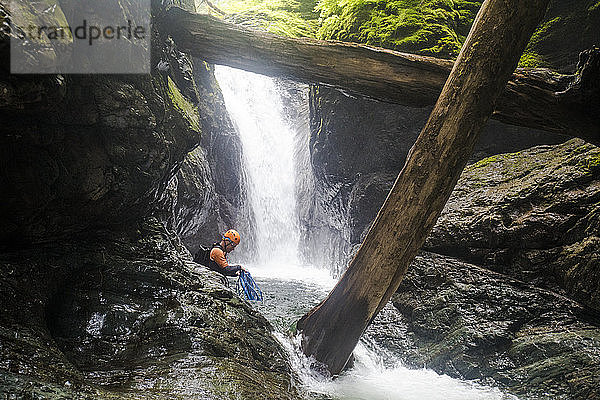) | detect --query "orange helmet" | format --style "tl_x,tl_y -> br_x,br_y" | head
223,229 -> 241,246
